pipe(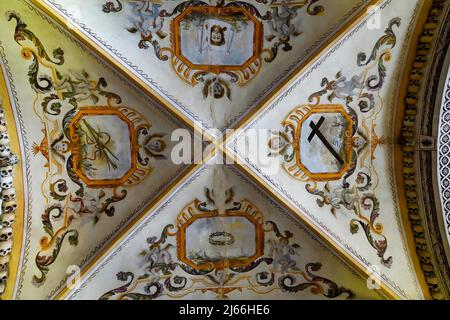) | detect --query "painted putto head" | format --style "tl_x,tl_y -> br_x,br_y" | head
210,25 -> 226,46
